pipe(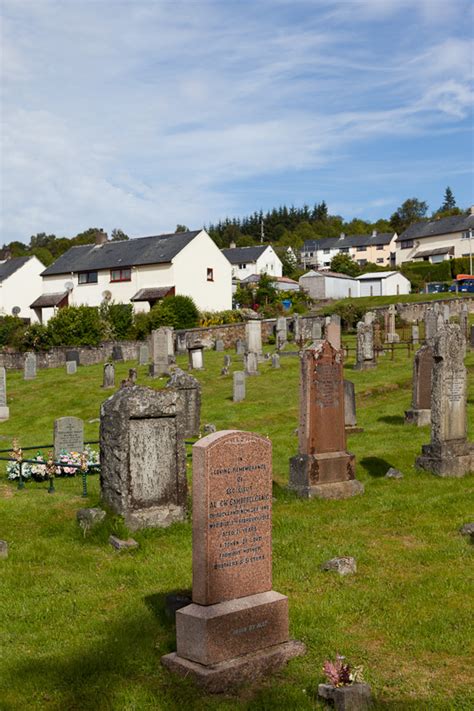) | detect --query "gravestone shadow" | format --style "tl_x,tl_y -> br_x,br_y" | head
360,456 -> 393,478
377,415 -> 405,425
